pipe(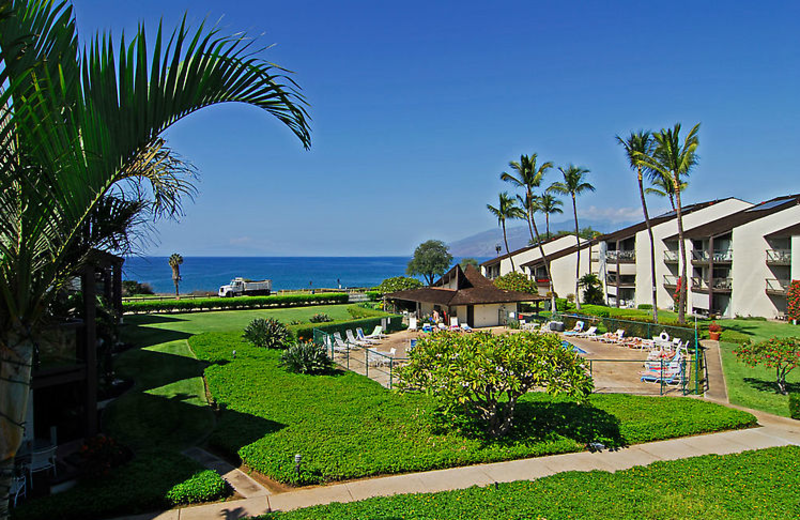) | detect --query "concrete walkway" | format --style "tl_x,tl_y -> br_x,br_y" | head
182,447 -> 271,500
118,420 -> 800,520
701,339 -> 729,402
